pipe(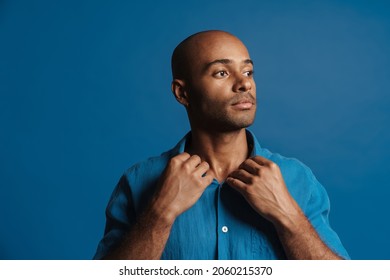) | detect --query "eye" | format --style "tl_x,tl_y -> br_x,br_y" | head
214,70 -> 229,78
244,70 -> 254,77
